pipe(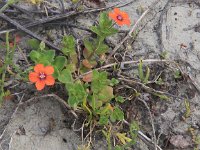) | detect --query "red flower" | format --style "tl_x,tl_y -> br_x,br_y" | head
29,64 -> 55,90
109,8 -> 131,26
